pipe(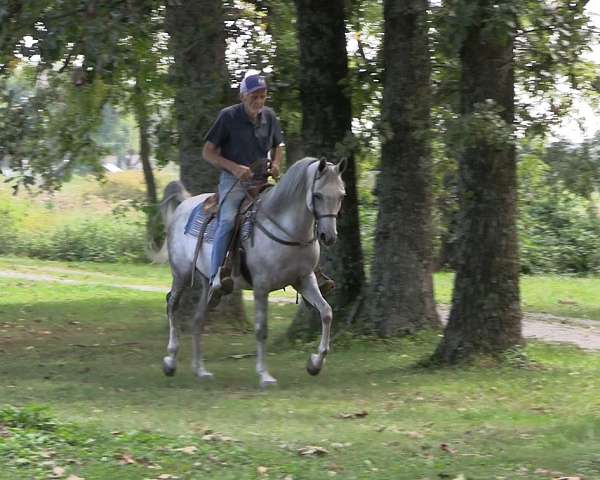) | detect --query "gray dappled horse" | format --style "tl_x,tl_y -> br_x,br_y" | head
156,157 -> 346,388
